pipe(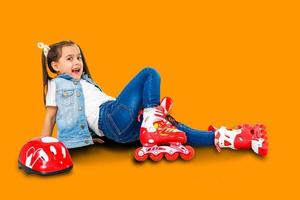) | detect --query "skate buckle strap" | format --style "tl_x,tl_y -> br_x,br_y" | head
156,120 -> 177,133
214,127 -> 242,151
214,131 -> 222,152
209,125 -> 222,152
138,106 -> 166,123
154,106 -> 166,118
